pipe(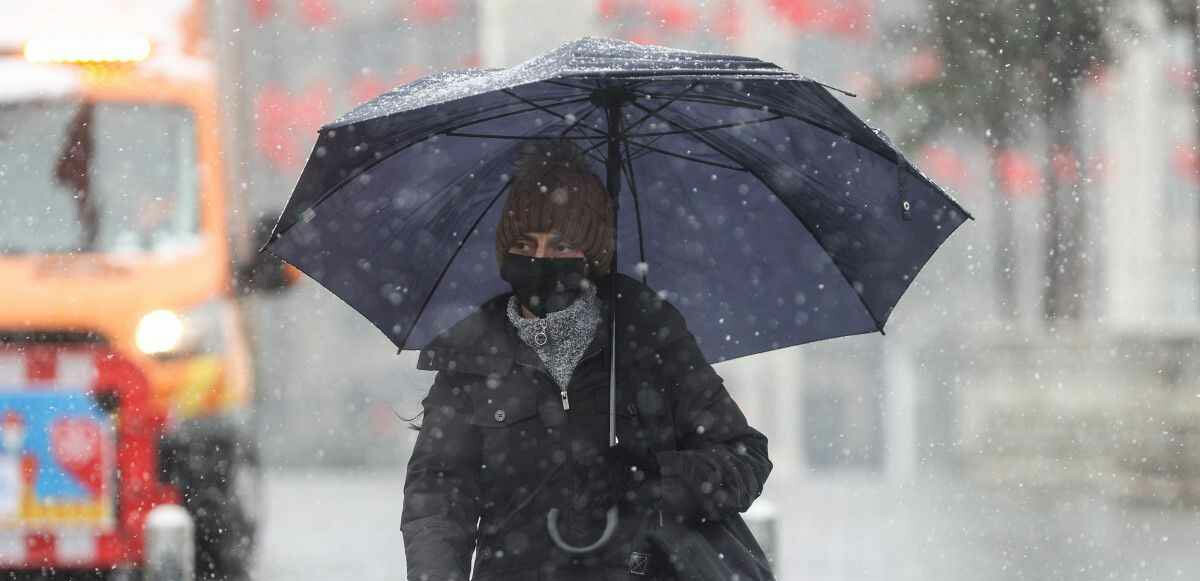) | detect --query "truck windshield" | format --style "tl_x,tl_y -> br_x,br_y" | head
0,101 -> 199,255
